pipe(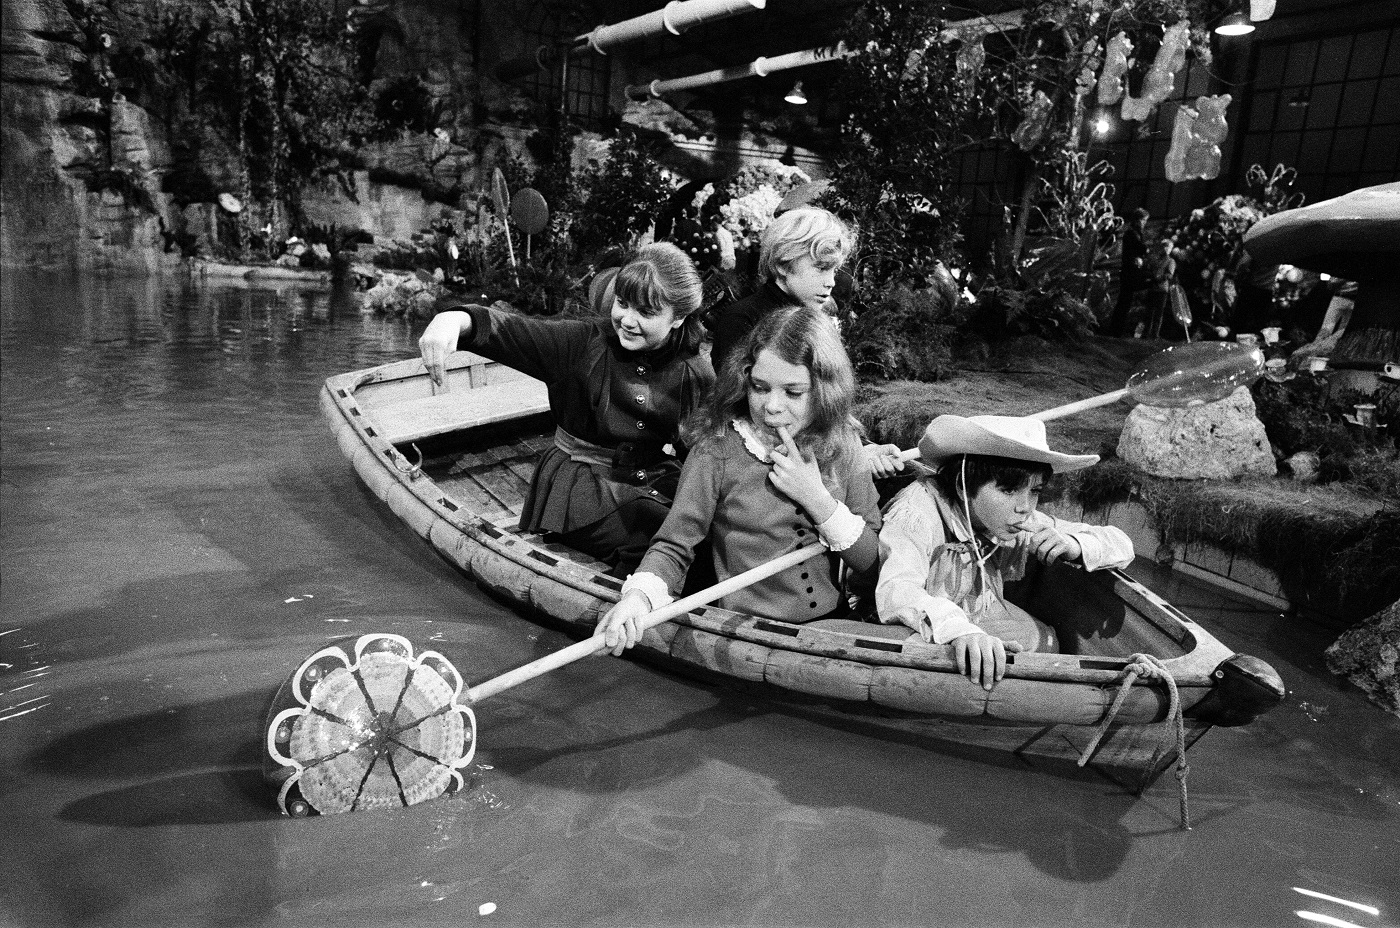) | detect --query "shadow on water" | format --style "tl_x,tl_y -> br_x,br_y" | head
31,690 -> 275,826
480,678 -> 1142,884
